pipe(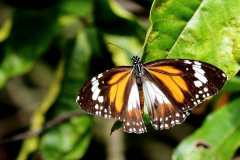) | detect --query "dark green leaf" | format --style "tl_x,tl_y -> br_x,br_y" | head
222,77 -> 240,93
39,25 -> 96,159
0,8 -> 59,88
173,98 -> 240,160
59,0 -> 93,18
40,116 -> 92,160
110,120 -> 122,135
95,0 -> 146,41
